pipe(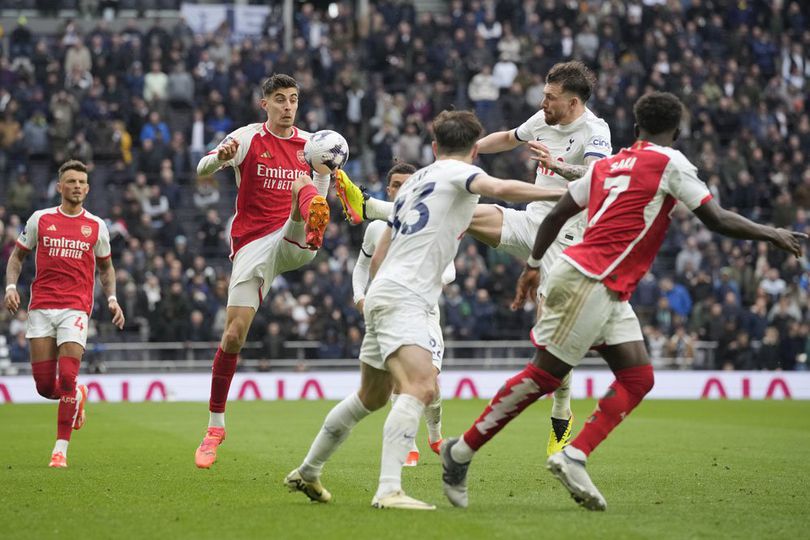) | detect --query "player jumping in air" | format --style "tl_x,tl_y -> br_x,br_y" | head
351,162 -> 450,466
285,110 -> 564,510
4,159 -> 125,468
334,61 -> 611,455
440,92 -> 805,511
193,74 -> 337,468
